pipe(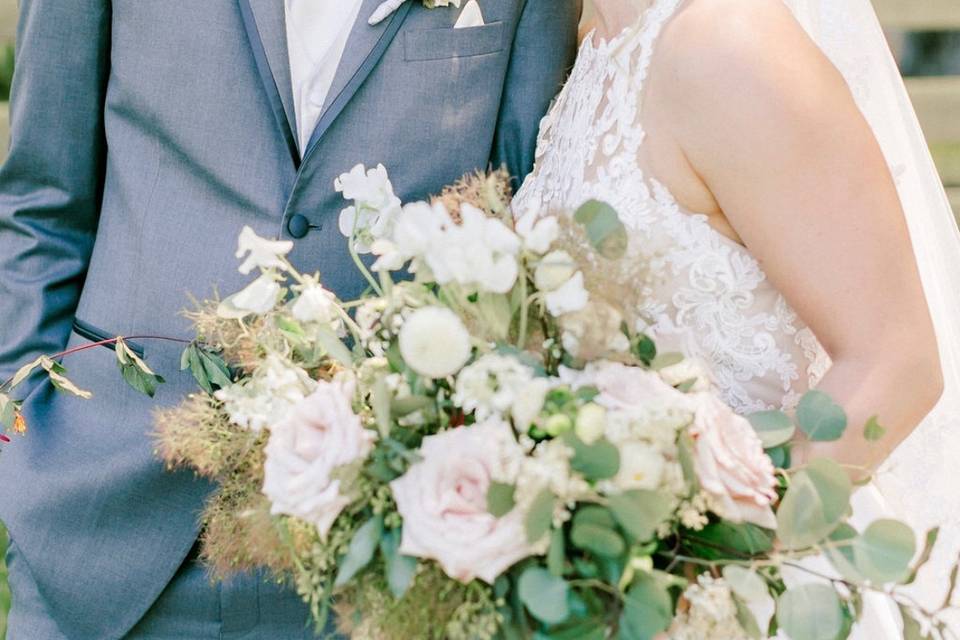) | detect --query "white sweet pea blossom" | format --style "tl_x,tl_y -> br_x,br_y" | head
515,214 -> 559,255
336,163 -> 402,253
544,271 -> 589,316
218,273 -> 282,318
398,307 -> 472,379
235,225 -> 293,275
534,250 -> 577,292
291,282 -> 341,328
